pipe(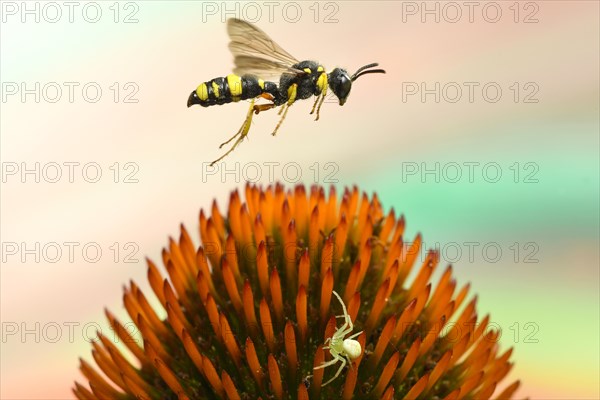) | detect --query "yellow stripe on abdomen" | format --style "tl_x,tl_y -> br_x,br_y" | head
196,83 -> 209,101
227,74 -> 243,97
